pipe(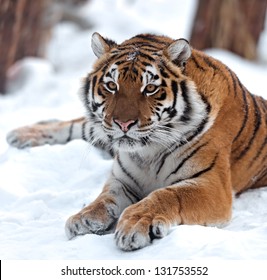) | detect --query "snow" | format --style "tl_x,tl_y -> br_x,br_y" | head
1,0 -> 267,260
